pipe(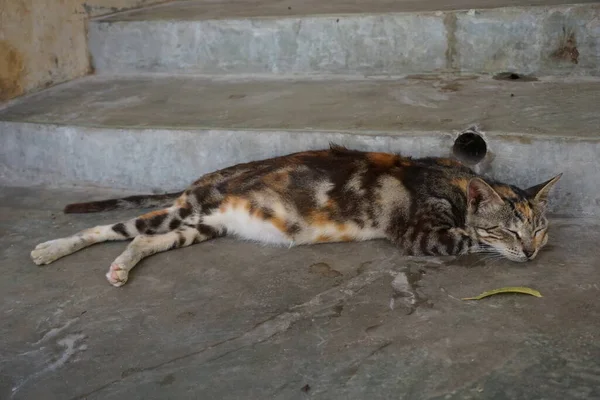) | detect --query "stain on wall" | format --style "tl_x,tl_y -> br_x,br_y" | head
0,41 -> 25,101
552,27 -> 579,64
0,0 -> 171,102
